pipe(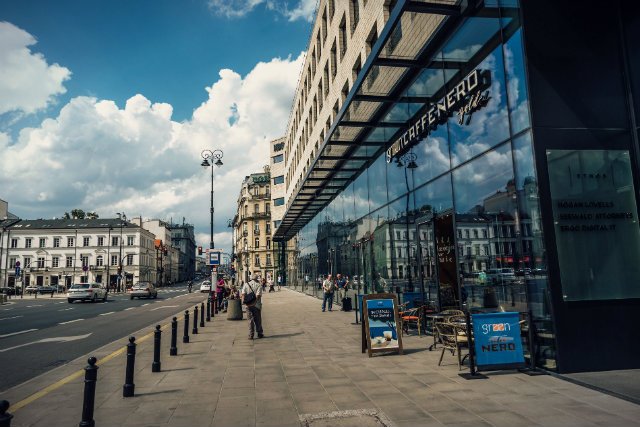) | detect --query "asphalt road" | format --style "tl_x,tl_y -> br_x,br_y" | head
0,284 -> 212,392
